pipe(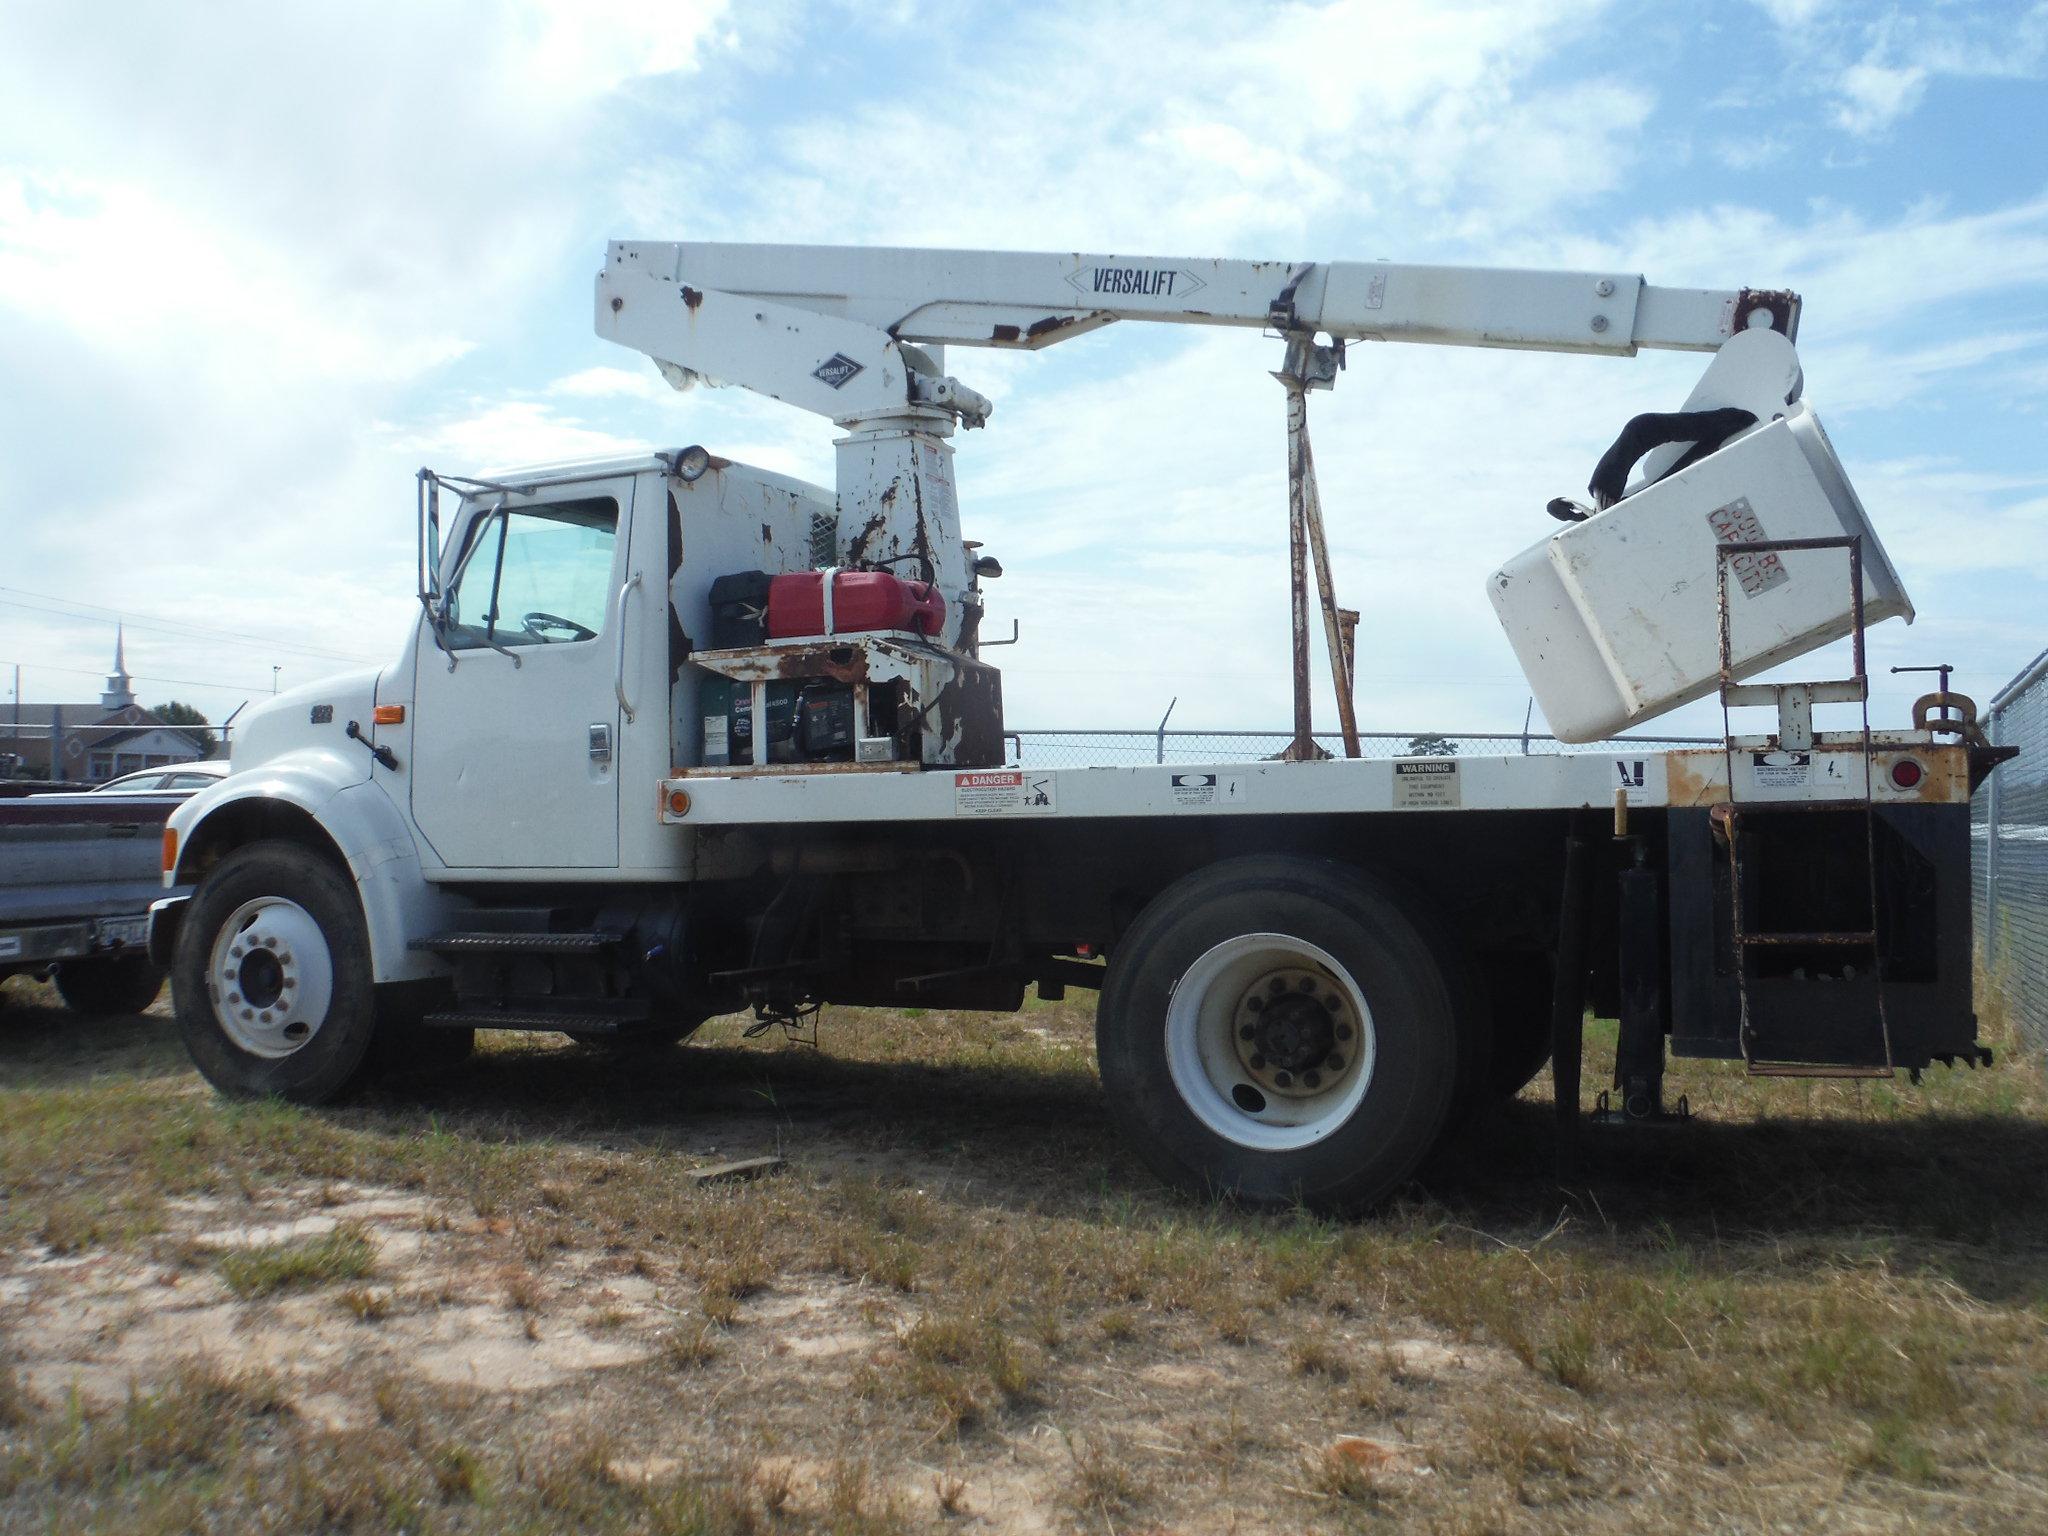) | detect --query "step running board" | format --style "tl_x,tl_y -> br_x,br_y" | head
412,932 -> 622,954
1735,930 -> 1876,947
423,1008 -> 642,1034
1746,1061 -> 1895,1079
